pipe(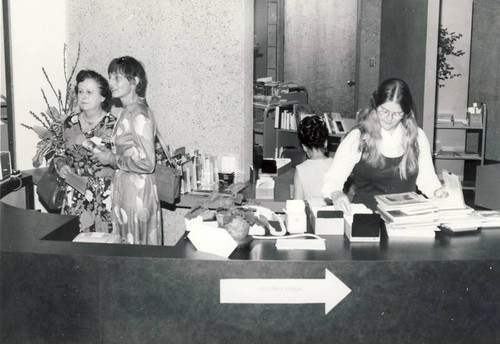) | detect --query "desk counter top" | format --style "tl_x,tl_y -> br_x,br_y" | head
2,201 -> 500,344
2,200 -> 500,263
